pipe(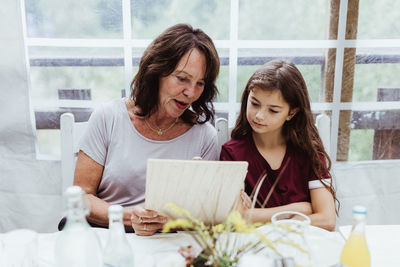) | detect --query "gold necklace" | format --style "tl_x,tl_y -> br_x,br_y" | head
145,118 -> 179,136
